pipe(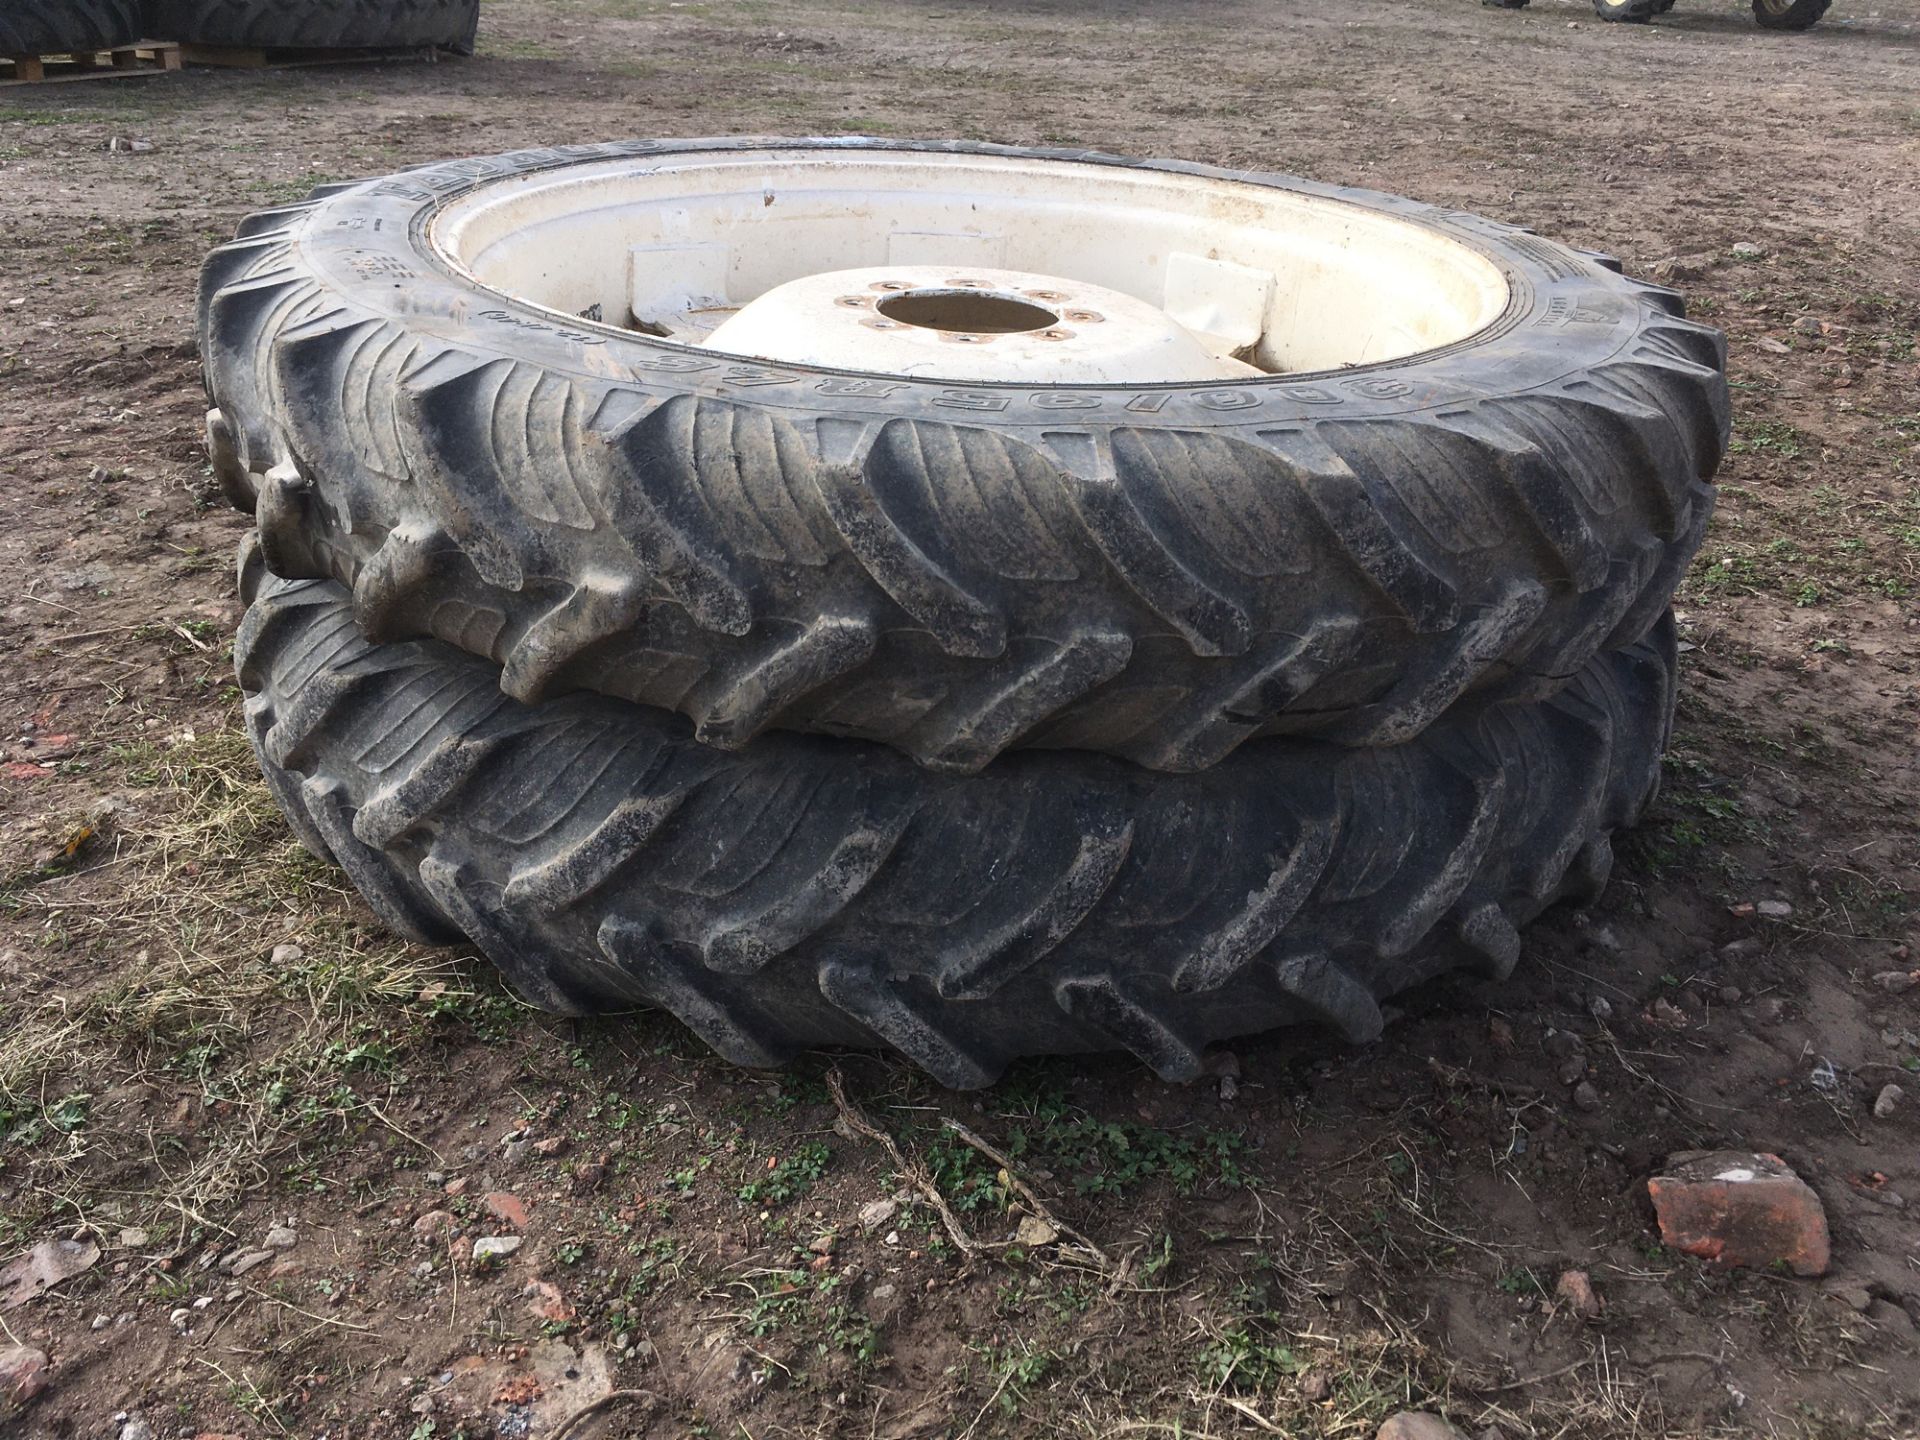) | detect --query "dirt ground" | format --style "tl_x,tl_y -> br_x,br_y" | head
2,0 -> 1918,1436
